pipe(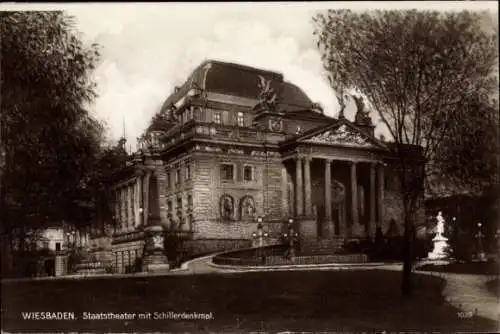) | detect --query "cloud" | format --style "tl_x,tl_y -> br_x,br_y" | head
58,2 -> 497,149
